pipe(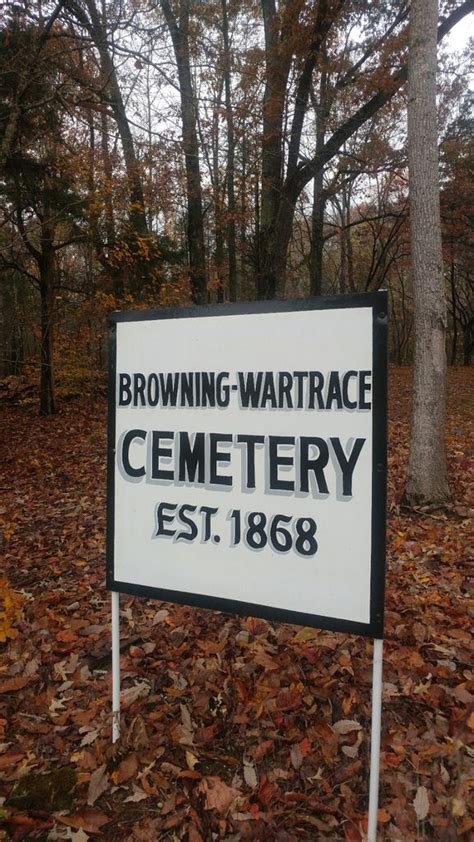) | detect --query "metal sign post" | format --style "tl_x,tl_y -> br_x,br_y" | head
111,590 -> 121,743
368,637 -> 384,841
